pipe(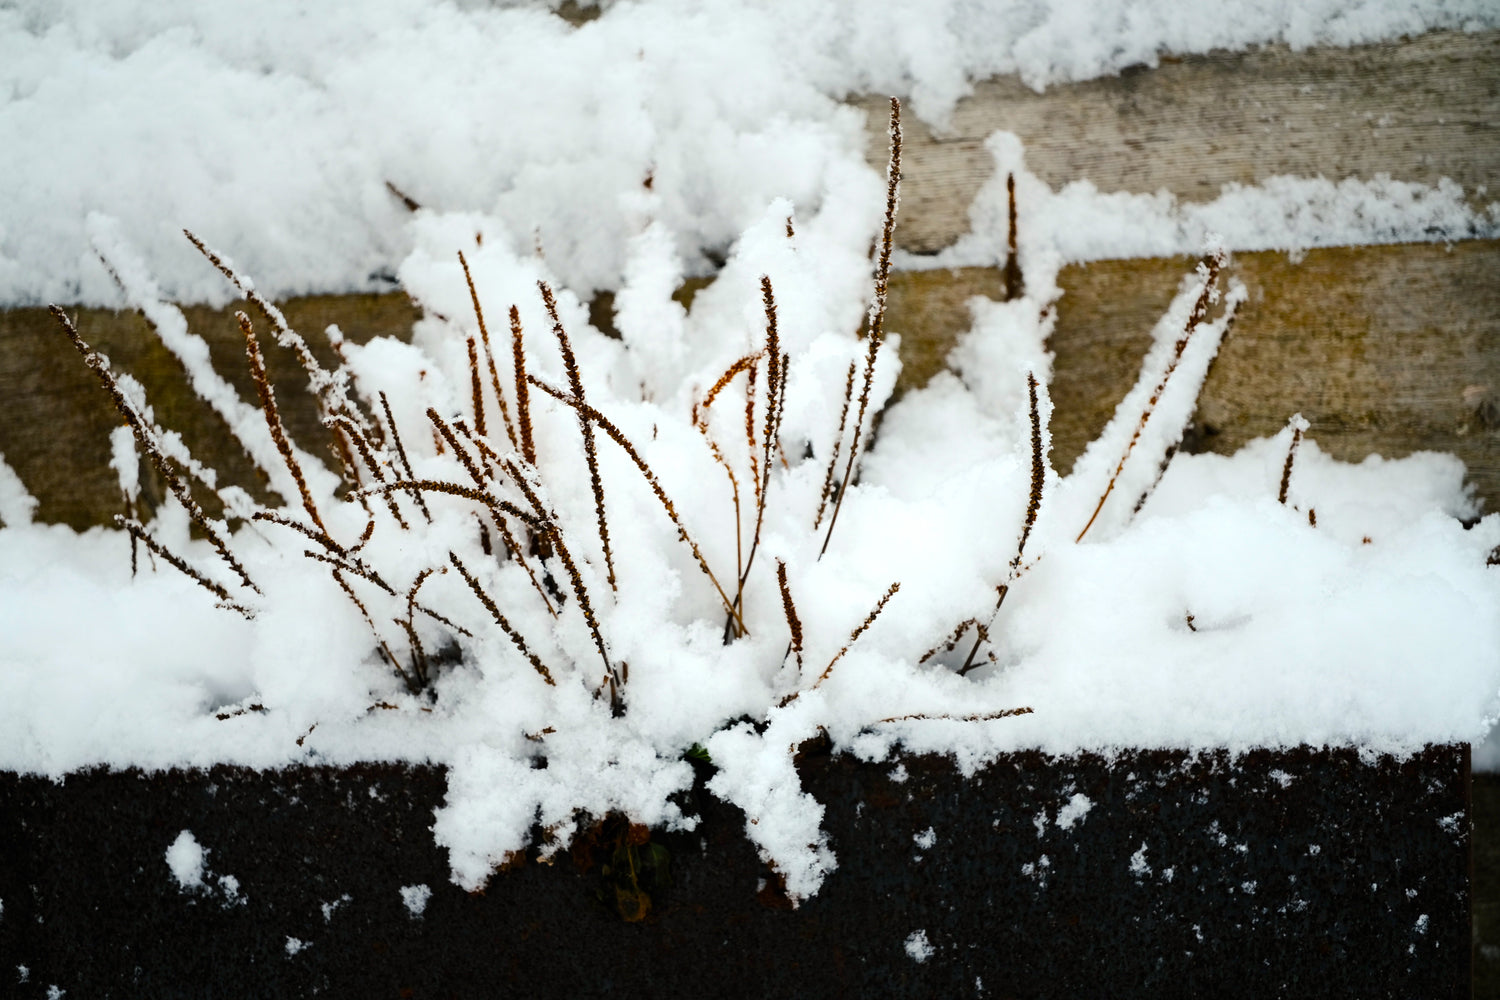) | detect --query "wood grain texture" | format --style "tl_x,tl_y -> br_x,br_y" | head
6,241 -> 1493,528
0,293 -> 418,529
882,241 -> 1500,512
857,30 -> 1500,253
